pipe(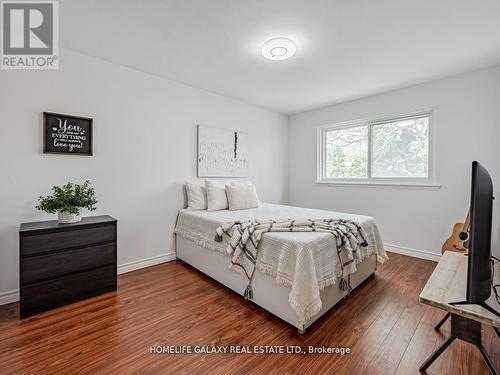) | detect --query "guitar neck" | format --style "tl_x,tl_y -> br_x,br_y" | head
462,210 -> 471,233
